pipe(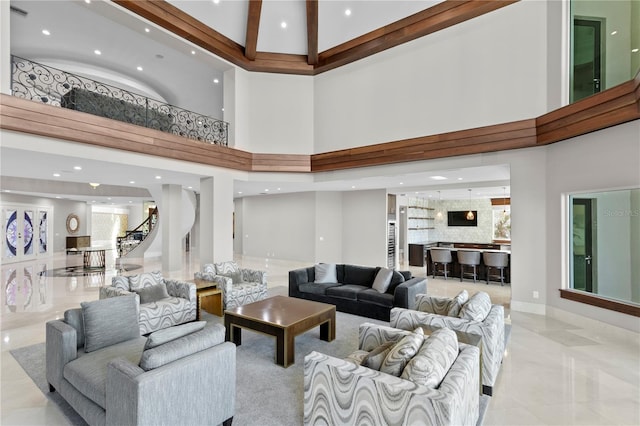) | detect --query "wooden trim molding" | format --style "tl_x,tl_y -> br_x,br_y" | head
559,289 -> 640,317
114,0 -> 516,76
244,0 -> 262,61
1,71 -> 638,174
491,198 -> 510,206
